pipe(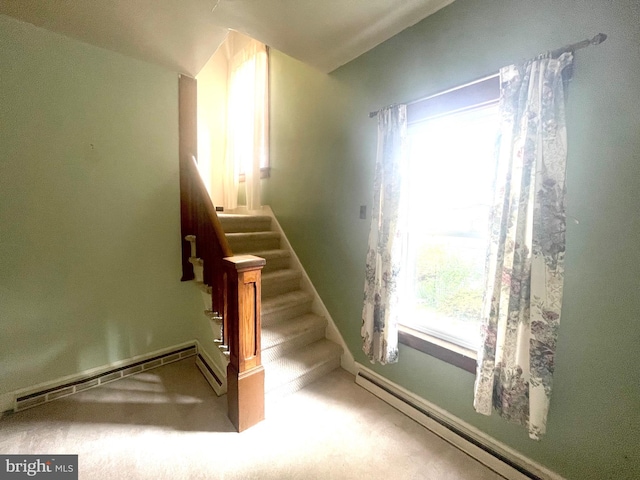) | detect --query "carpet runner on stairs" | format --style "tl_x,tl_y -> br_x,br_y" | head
218,213 -> 342,399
